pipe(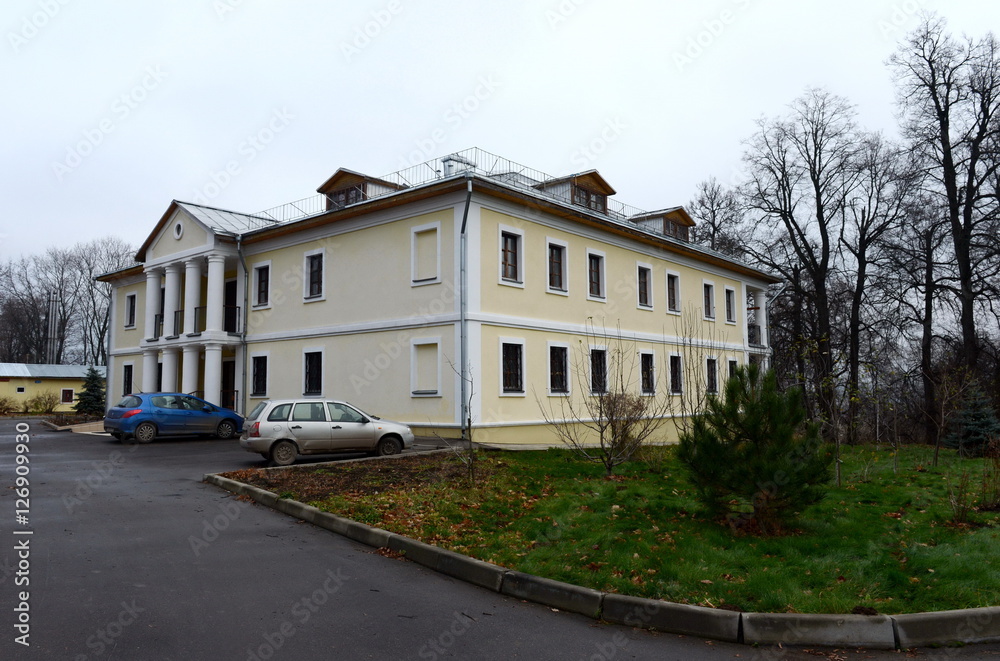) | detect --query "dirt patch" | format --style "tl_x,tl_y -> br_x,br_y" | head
220,453 -> 482,502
